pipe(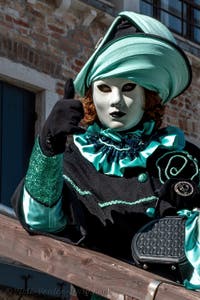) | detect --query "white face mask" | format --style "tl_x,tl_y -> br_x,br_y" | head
92,78 -> 145,131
